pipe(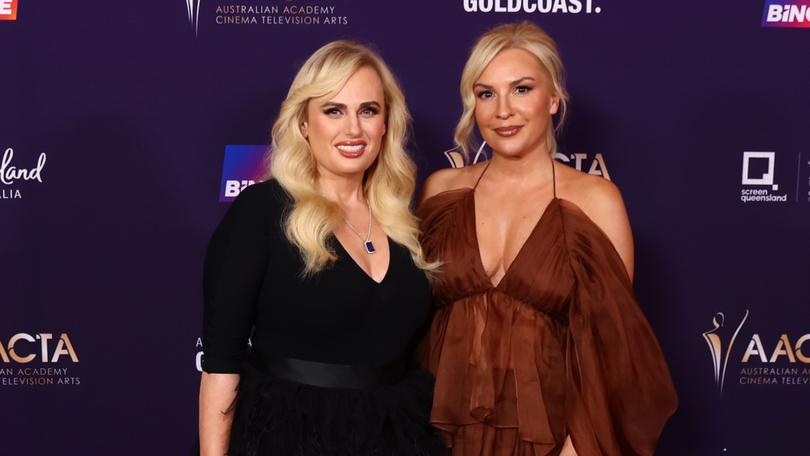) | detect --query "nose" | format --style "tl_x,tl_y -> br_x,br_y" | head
345,113 -> 361,137
496,94 -> 513,120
